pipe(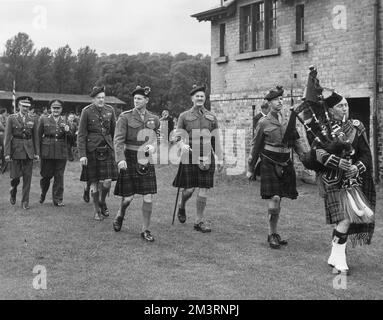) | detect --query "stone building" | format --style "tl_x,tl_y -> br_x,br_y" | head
193,0 -> 382,182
